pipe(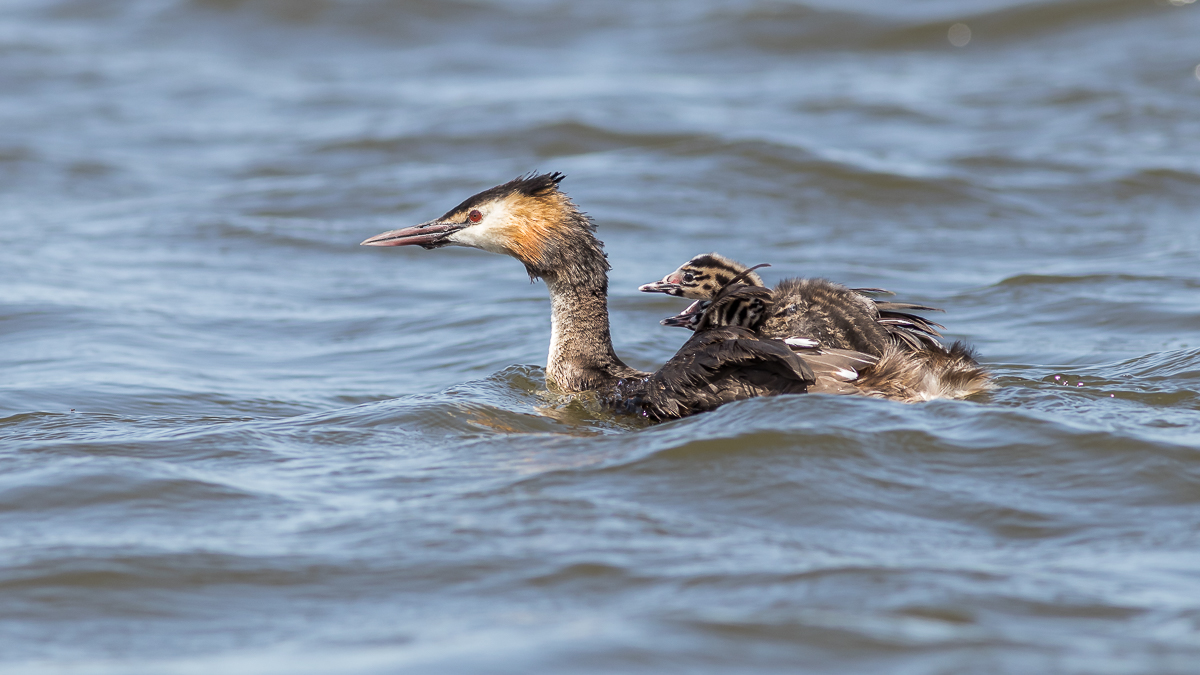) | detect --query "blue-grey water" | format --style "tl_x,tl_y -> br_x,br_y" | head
3,1 -> 1200,673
